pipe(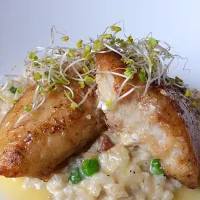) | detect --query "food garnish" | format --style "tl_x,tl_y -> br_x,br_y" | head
150,159 -> 164,175
0,22 -> 194,127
